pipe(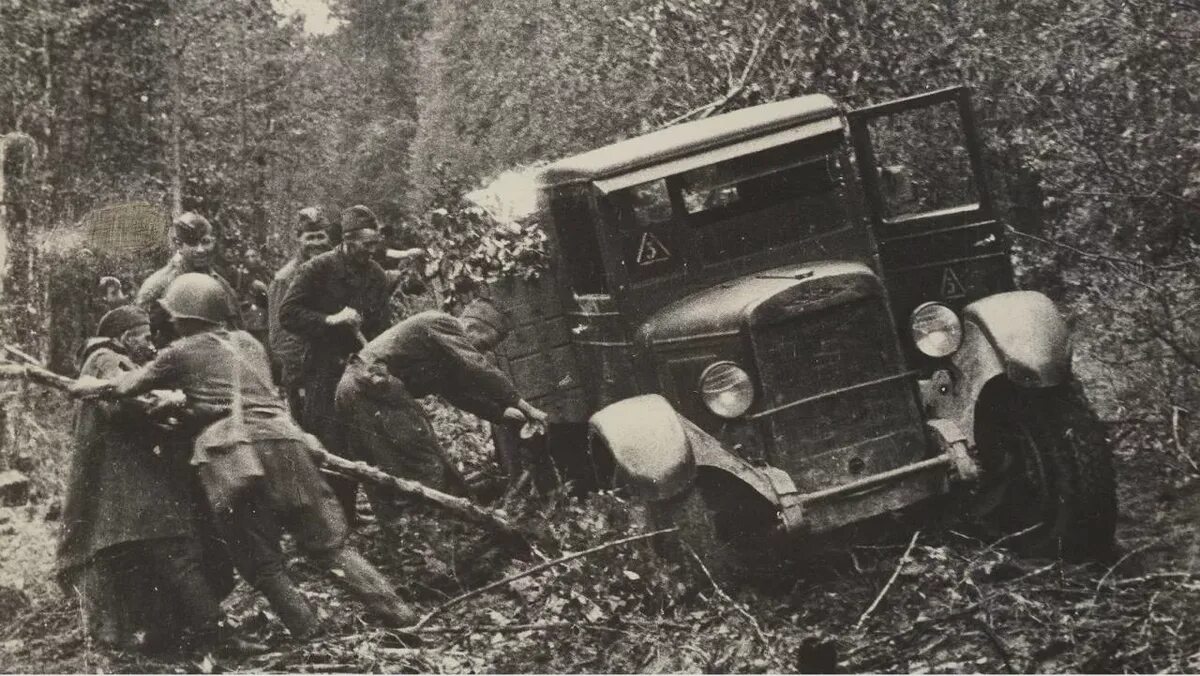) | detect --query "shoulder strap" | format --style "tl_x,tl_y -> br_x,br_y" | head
214,332 -> 246,428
